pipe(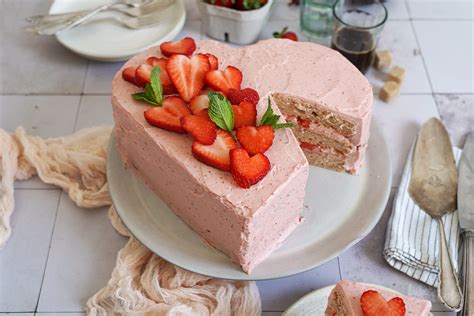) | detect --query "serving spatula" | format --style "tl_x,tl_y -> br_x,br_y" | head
408,117 -> 463,311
